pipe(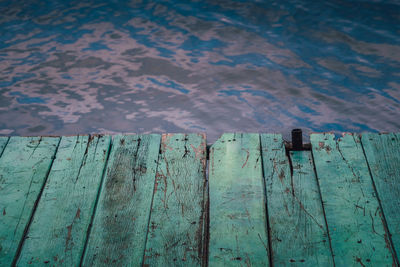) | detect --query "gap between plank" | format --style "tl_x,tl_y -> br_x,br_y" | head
309,142 -> 336,267
359,135 -> 399,266
258,134 -> 274,267
79,134 -> 113,267
202,141 -> 210,267
0,137 -> 10,159
141,135 -> 162,266
285,144 -> 294,178
202,175 -> 209,267
11,136 -> 62,266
